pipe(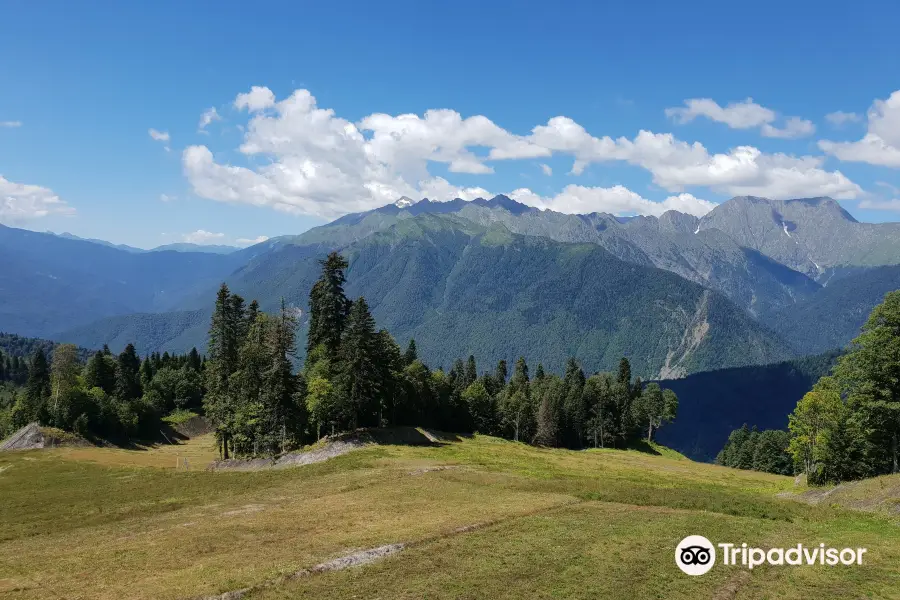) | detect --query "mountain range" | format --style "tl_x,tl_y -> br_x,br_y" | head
4,194 -> 900,379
